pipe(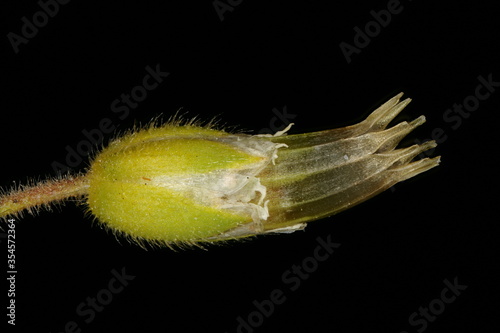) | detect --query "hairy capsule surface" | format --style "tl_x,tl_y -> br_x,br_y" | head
0,93 -> 440,247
